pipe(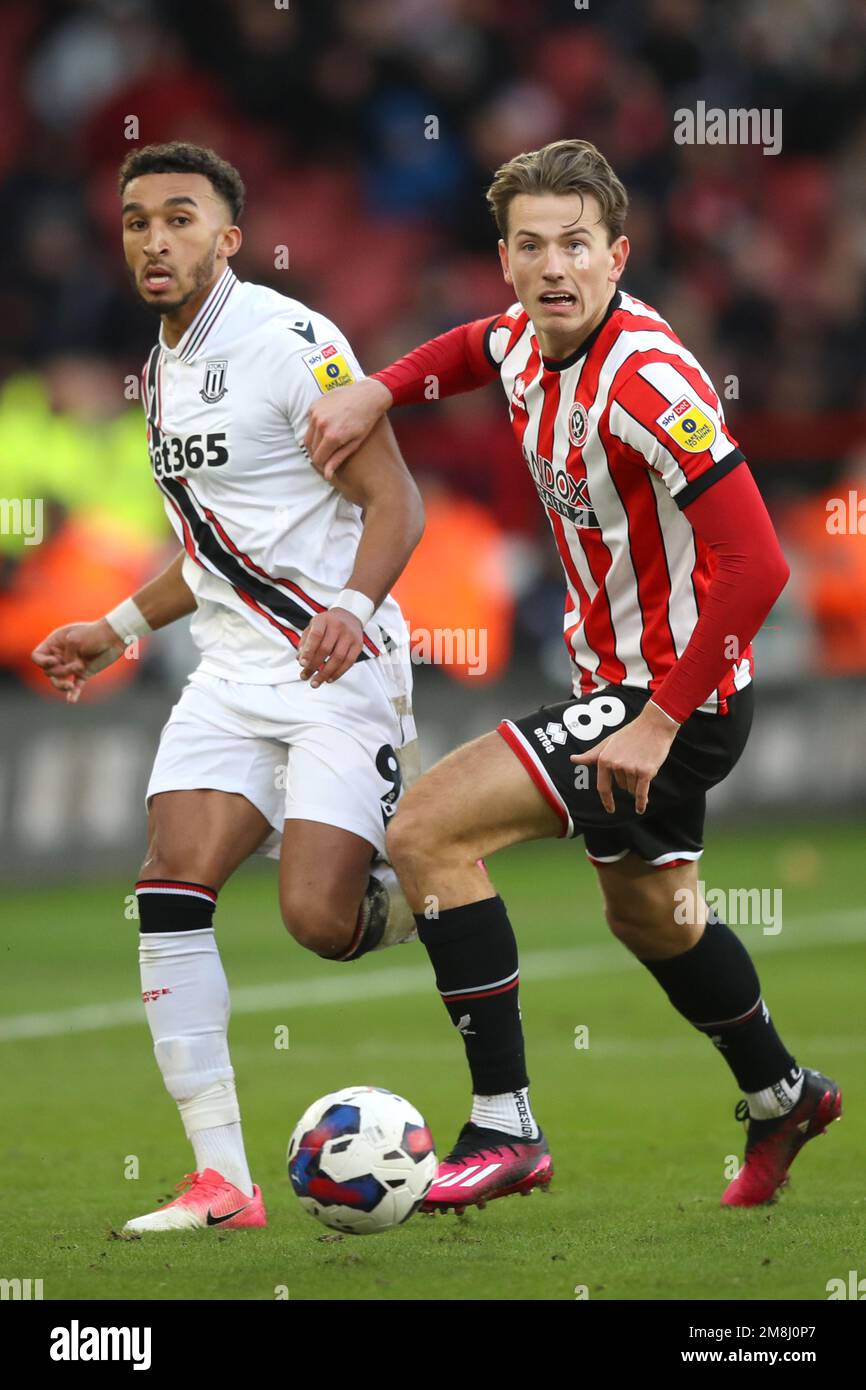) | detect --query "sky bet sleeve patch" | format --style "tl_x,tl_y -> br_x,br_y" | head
655,395 -> 717,452
302,342 -> 356,393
